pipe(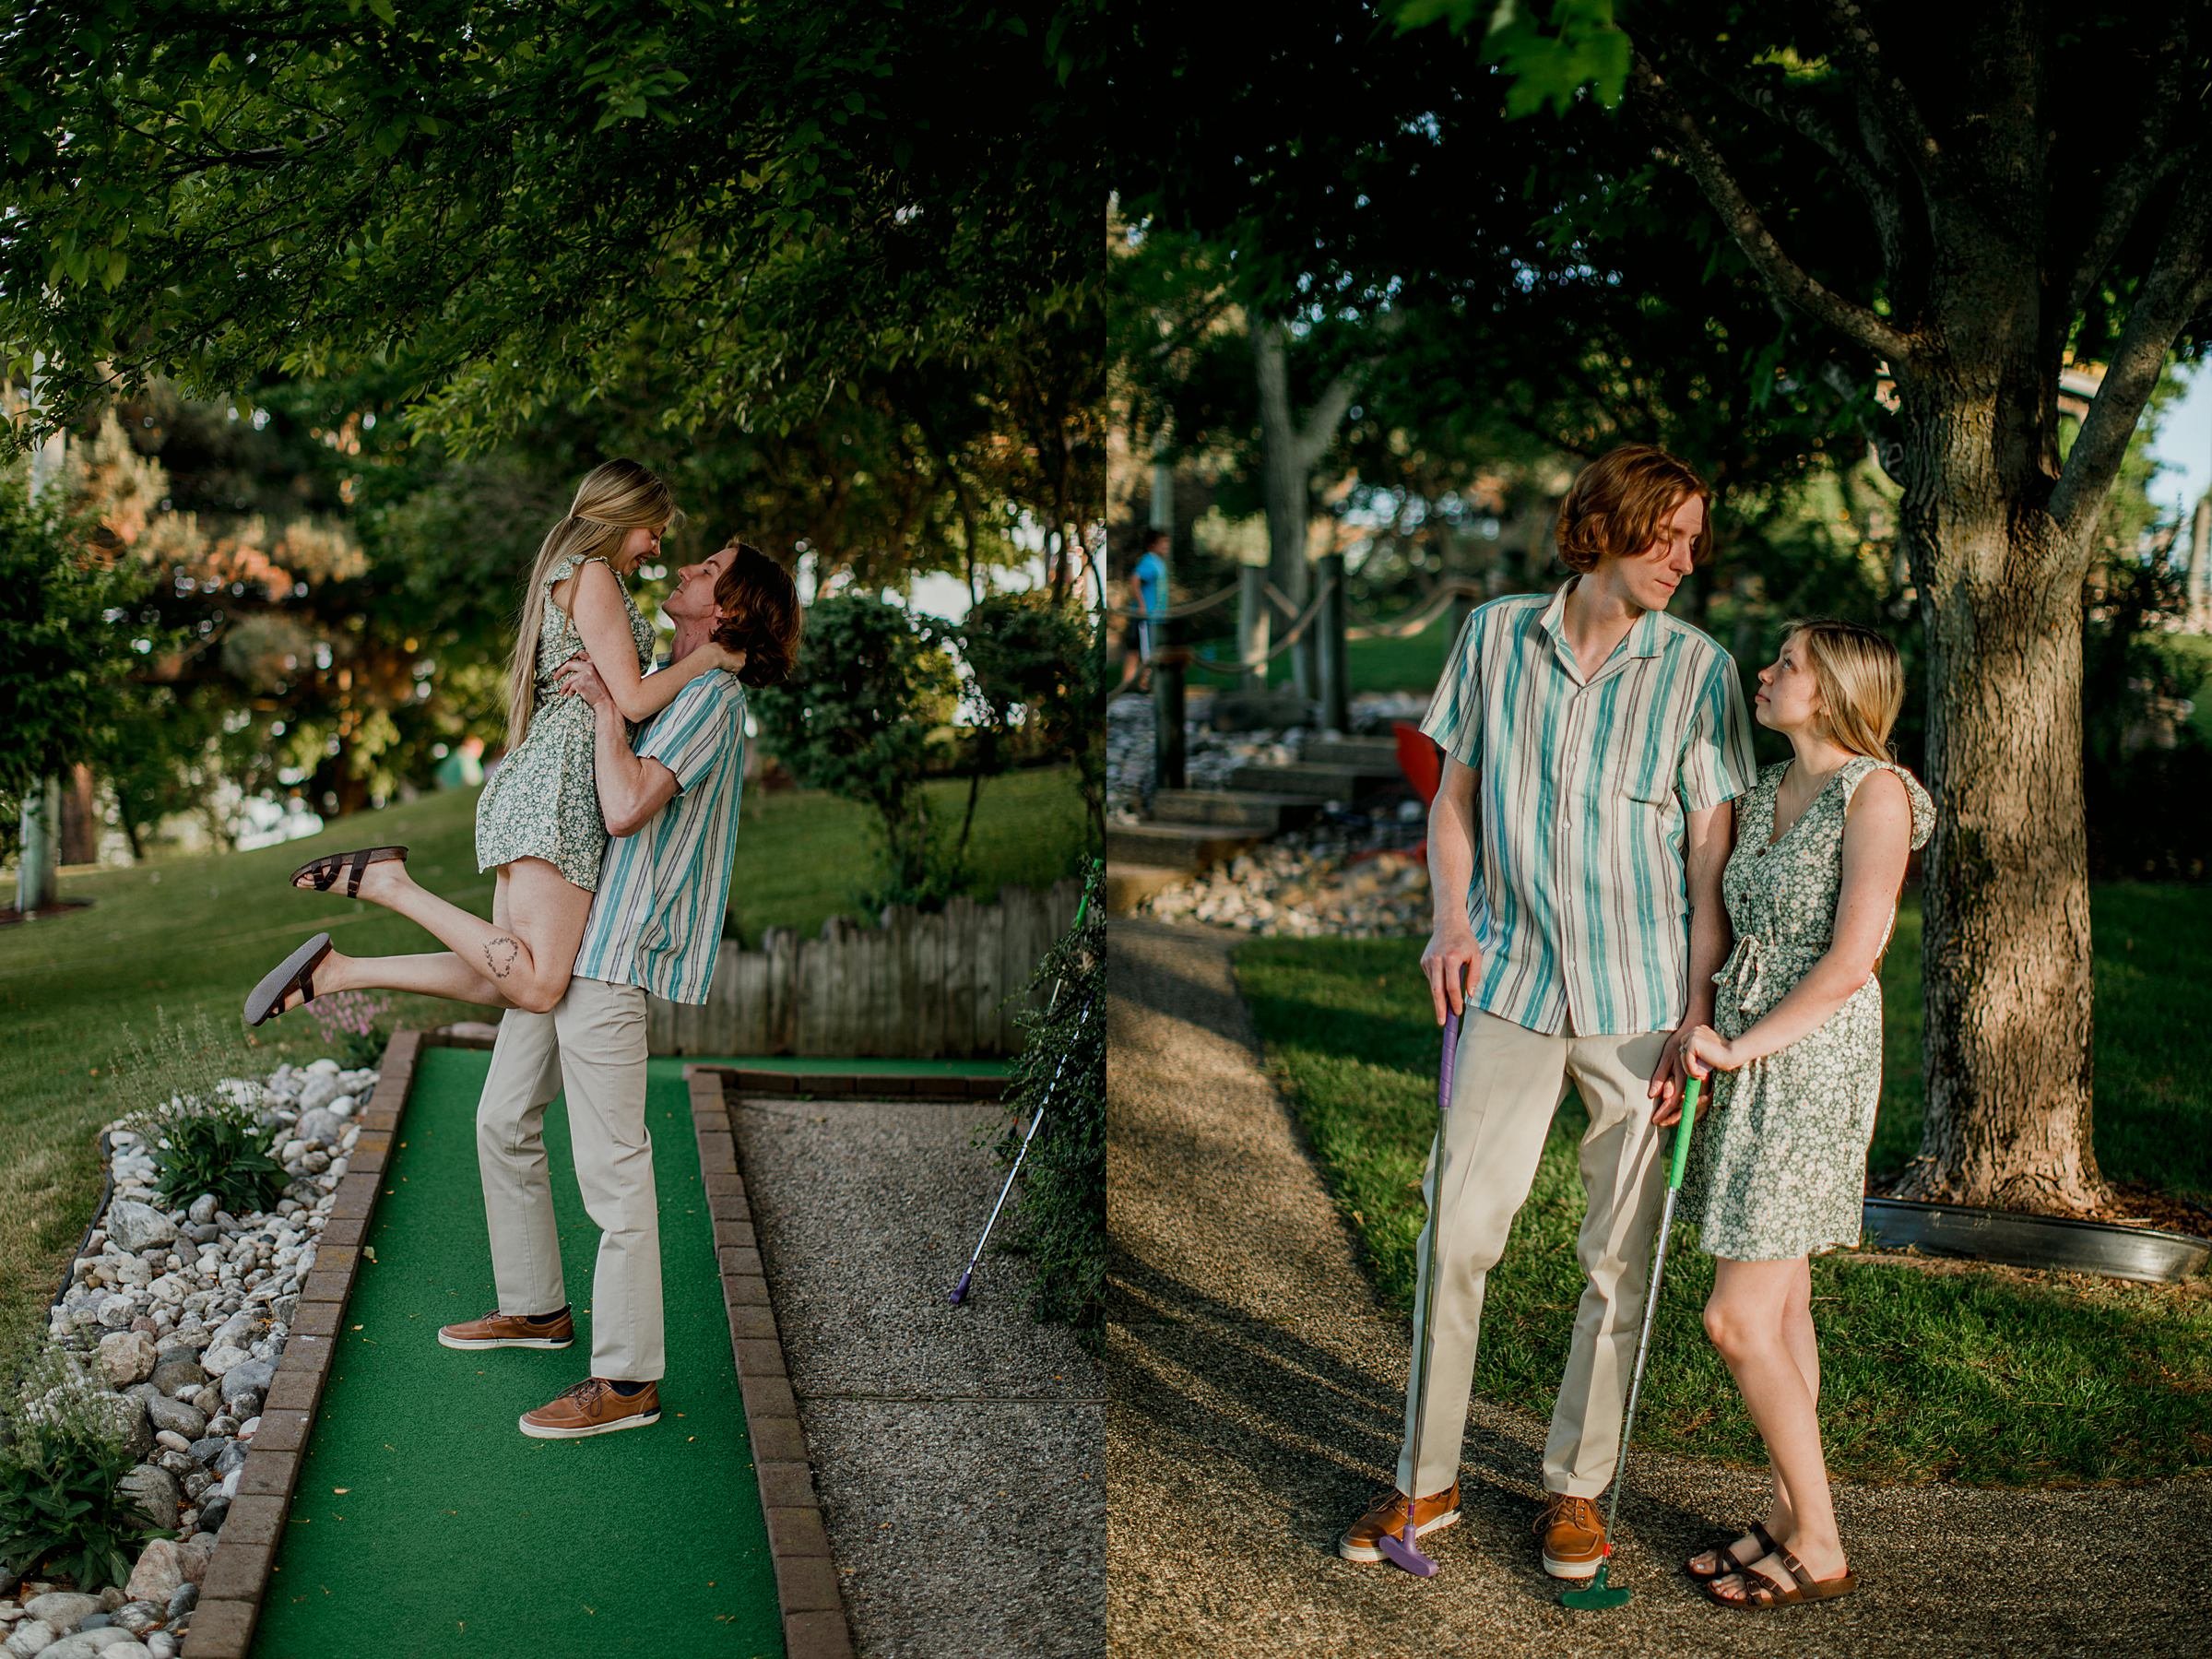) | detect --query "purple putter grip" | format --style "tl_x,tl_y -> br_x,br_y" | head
1439,1004 -> 1462,1114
